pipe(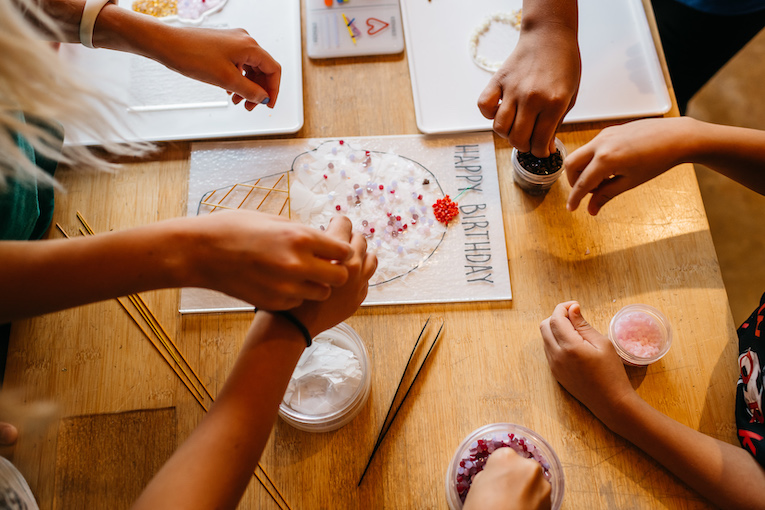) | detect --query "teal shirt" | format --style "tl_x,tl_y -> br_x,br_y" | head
0,116 -> 61,241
